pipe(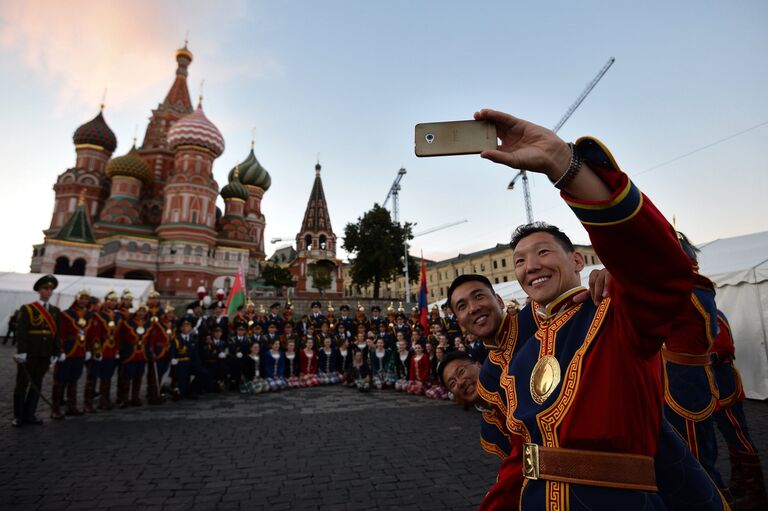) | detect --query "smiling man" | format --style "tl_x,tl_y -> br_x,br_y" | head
442,108 -> 729,510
